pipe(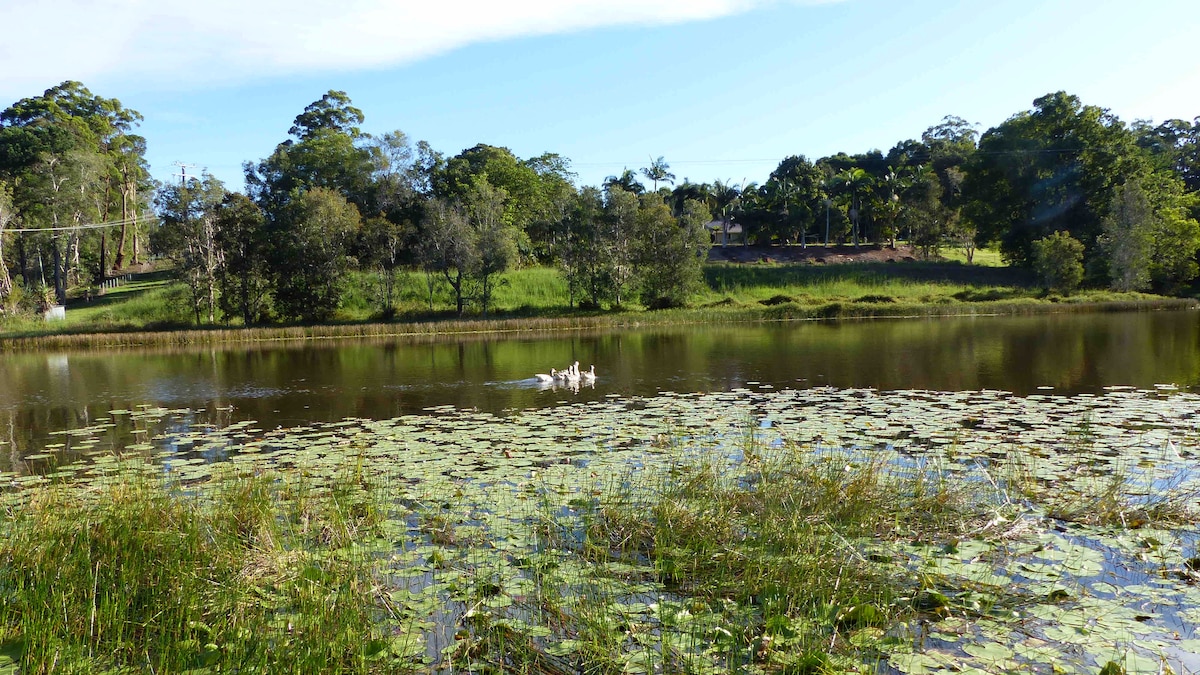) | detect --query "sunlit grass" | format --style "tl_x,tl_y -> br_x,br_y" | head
938,246 -> 1006,267
0,461 -> 418,674
2,259 -> 1192,348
